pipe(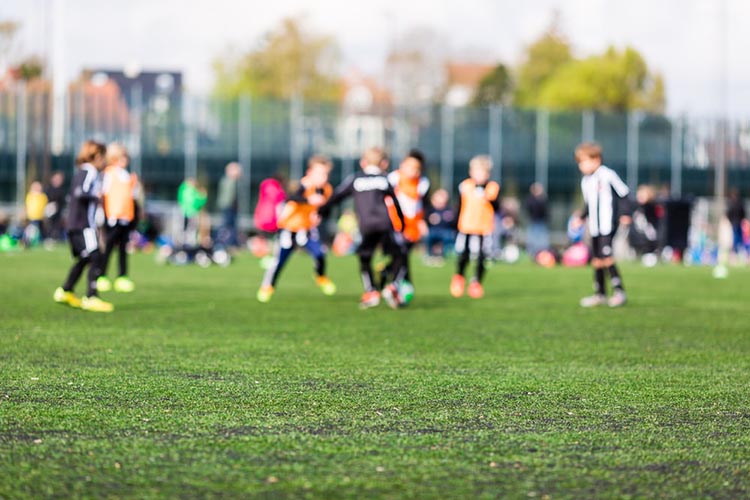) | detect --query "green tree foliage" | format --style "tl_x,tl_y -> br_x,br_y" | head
213,17 -> 341,101
513,18 -> 573,108
472,63 -> 512,106
537,46 -> 665,113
